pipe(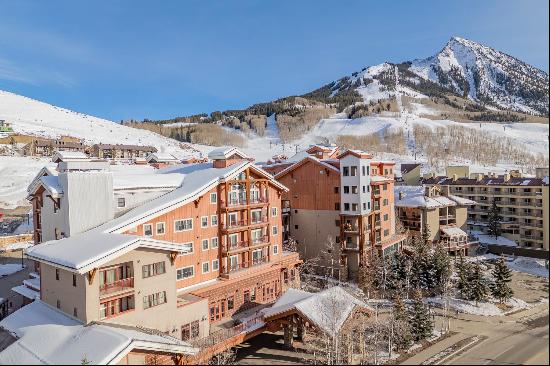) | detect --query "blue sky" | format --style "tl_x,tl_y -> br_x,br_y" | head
0,0 -> 548,121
